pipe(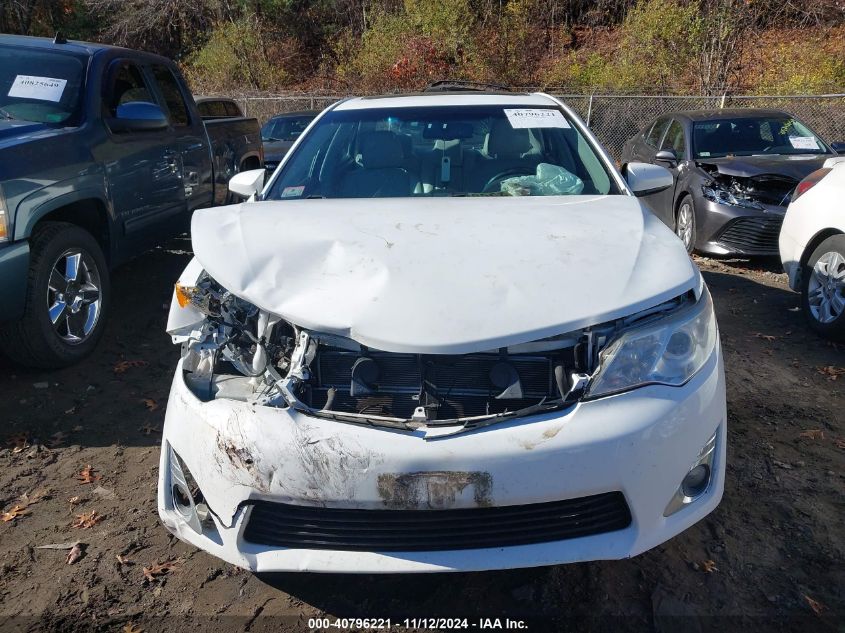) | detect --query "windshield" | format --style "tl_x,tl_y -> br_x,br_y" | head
693,116 -> 830,159
262,115 -> 314,142
265,105 -> 618,199
0,45 -> 87,125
